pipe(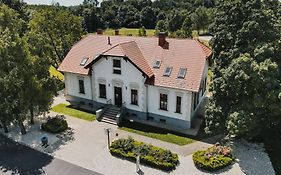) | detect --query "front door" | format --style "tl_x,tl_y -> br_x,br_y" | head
114,87 -> 122,107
